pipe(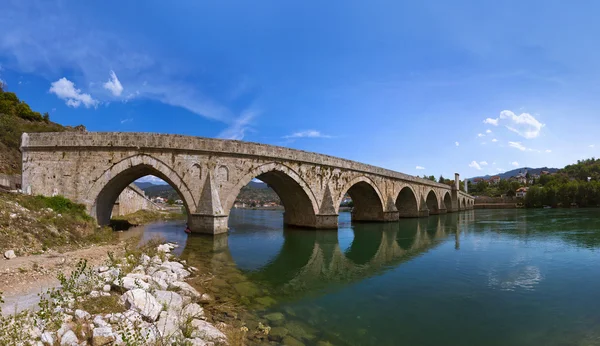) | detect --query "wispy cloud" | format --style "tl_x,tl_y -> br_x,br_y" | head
218,110 -> 258,140
508,141 -> 526,151
103,70 -> 123,96
455,141 -> 460,146
545,149 -> 552,153
486,129 -> 492,134
484,110 -> 545,139
480,161 -> 488,166
0,2 -> 249,125
511,161 -> 519,167
469,161 -> 482,170
492,138 -> 498,142
416,165 -> 425,170
283,130 -> 332,139
477,133 -> 485,137
120,118 -> 133,124
49,77 -> 99,108
589,144 -> 595,148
